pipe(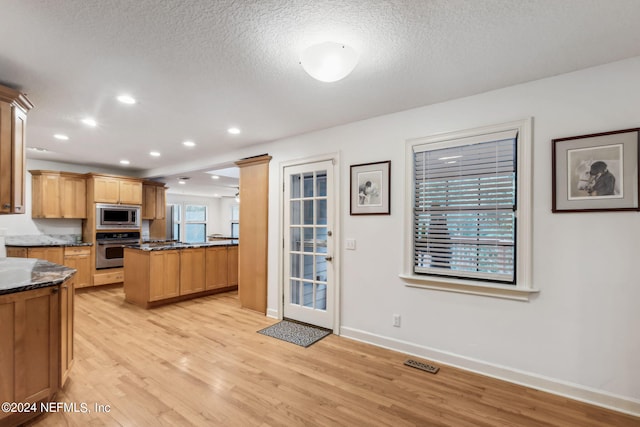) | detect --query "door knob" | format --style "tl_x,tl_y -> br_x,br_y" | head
325,256 -> 333,261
